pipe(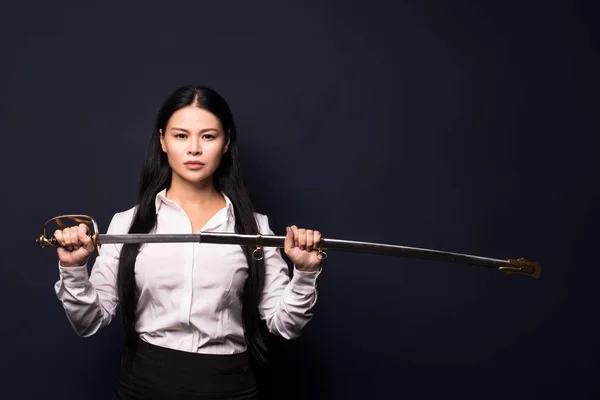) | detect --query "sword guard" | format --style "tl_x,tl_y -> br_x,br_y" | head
500,257 -> 542,279
35,214 -> 101,255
